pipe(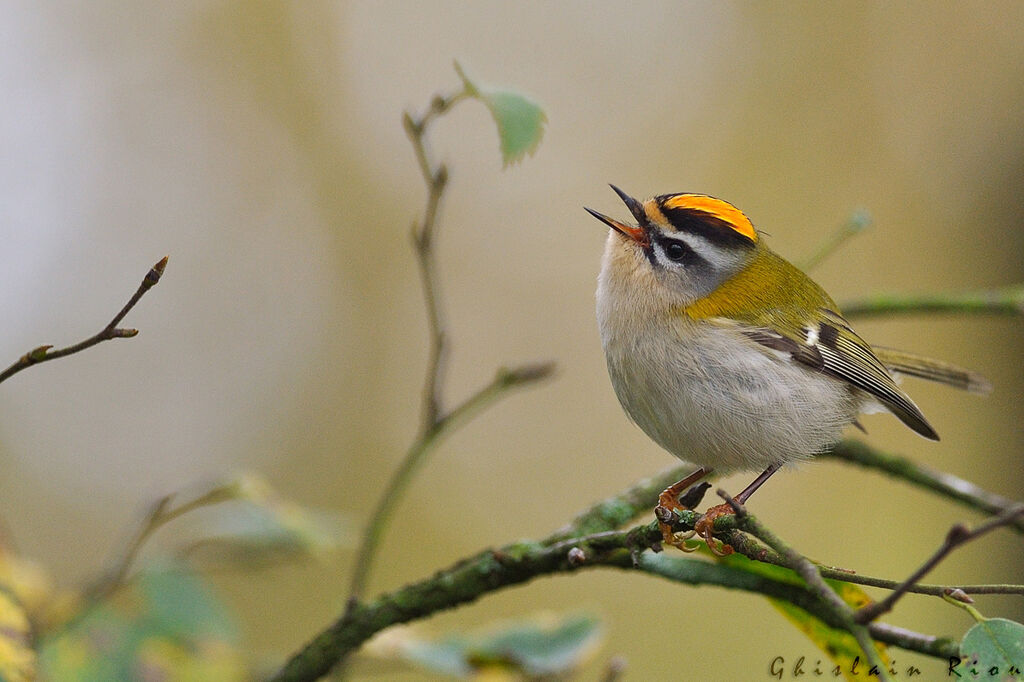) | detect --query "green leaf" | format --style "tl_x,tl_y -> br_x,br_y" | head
368,613 -> 603,678
38,566 -> 244,681
455,61 -> 546,166
959,618 -> 1024,678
